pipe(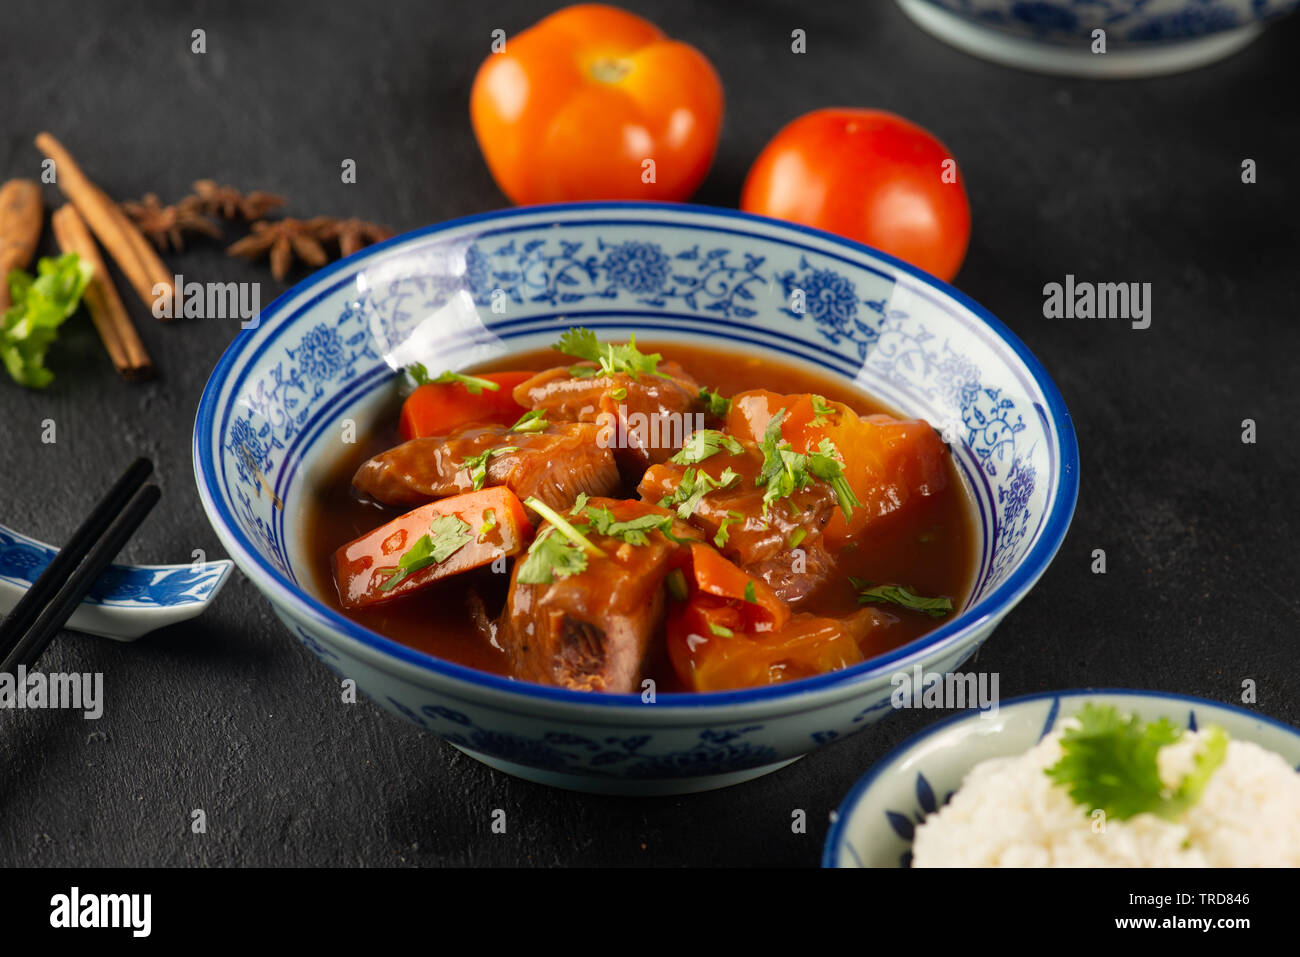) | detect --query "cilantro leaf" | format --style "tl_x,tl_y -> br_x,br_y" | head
807,439 -> 861,519
516,497 -> 606,584
553,327 -> 666,380
1,253 -> 94,388
515,528 -> 589,585
582,506 -> 673,547
754,412 -> 858,520
509,409 -> 548,433
658,466 -> 740,520
478,508 -> 497,541
670,429 -> 743,465
377,514 -> 473,592
407,364 -> 500,394
460,446 -> 519,491
699,387 -> 732,417
850,579 -> 953,618
714,510 -> 744,548
1044,704 -> 1227,822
